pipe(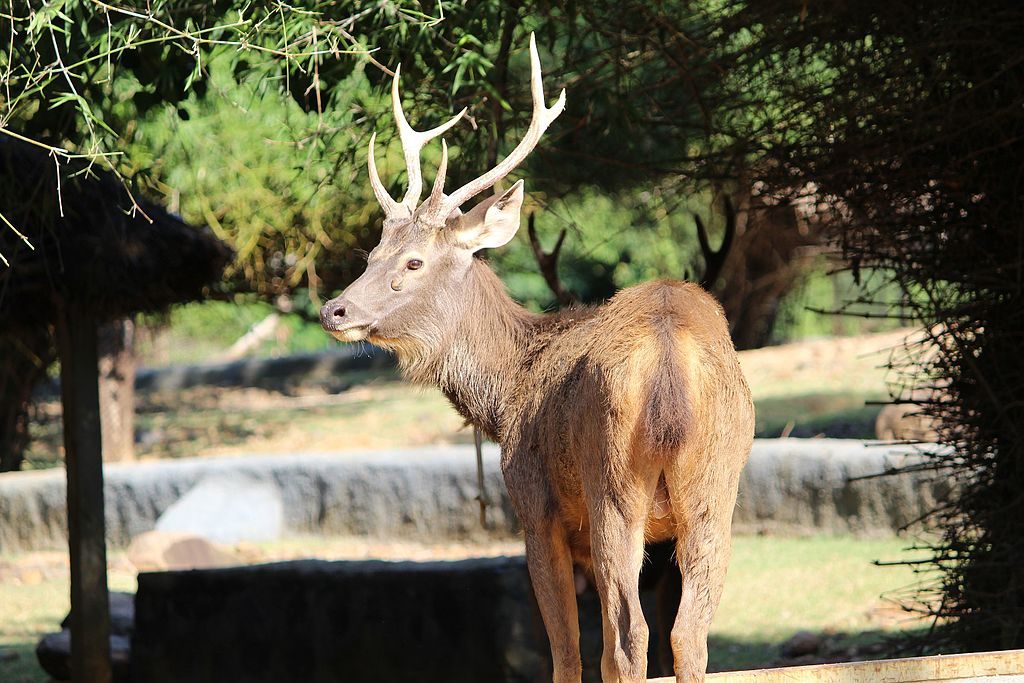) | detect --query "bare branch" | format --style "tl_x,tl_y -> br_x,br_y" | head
695,195 -> 735,290
527,211 -> 577,307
